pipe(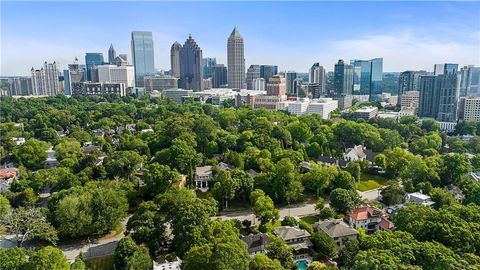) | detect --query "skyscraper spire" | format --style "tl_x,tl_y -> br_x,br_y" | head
227,27 -> 245,89
108,44 -> 116,64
